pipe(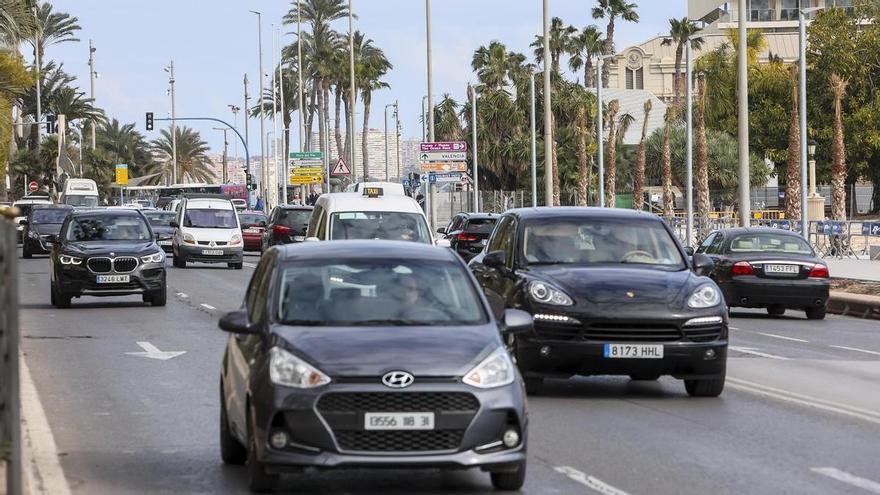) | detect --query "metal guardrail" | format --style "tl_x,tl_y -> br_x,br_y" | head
0,206 -> 21,495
